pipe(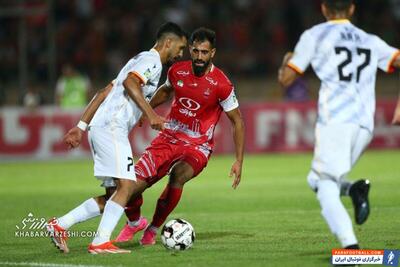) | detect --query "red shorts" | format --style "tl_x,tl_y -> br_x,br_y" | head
135,134 -> 211,186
